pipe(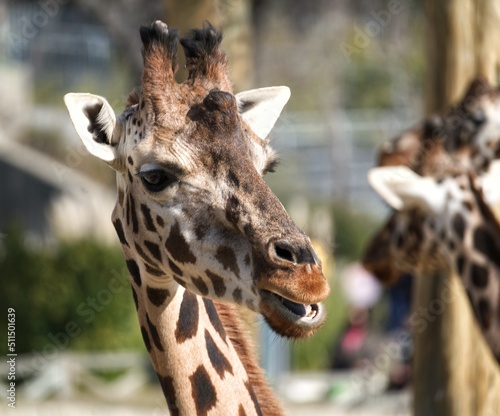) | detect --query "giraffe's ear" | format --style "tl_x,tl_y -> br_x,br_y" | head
64,93 -> 120,163
368,166 -> 446,213
236,86 -> 291,139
